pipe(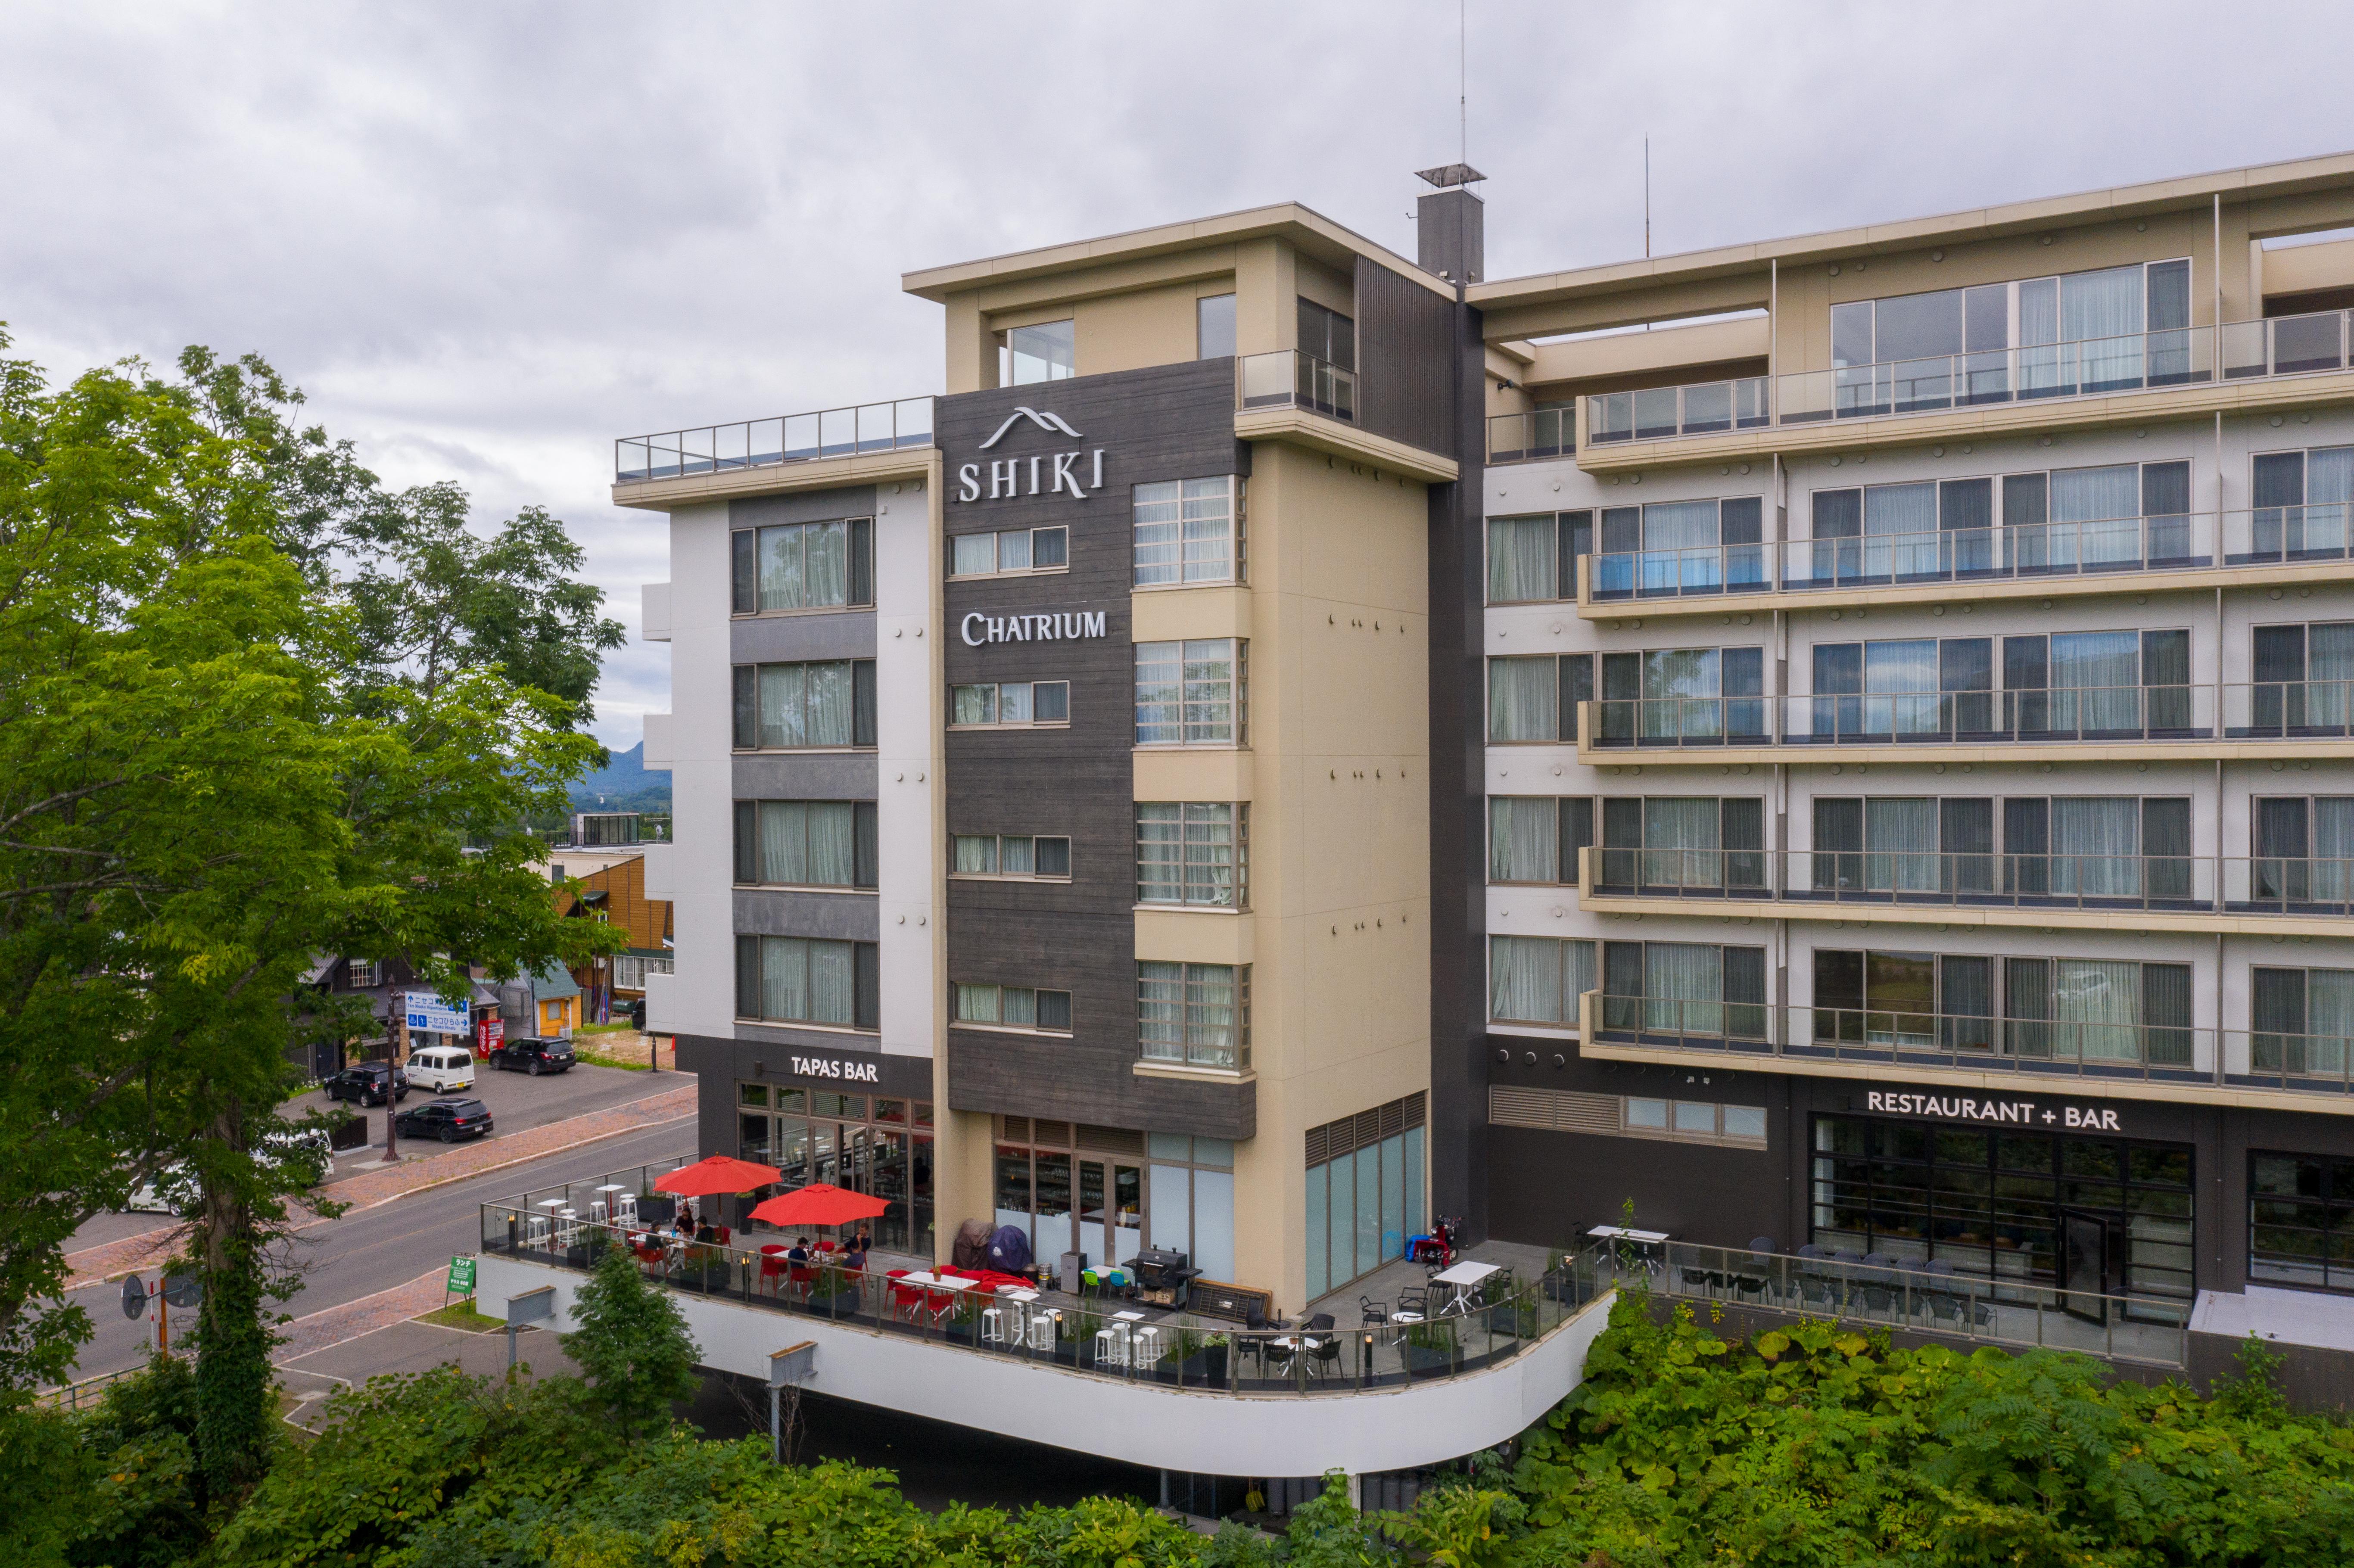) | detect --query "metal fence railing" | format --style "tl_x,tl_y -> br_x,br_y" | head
616,398 -> 934,483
